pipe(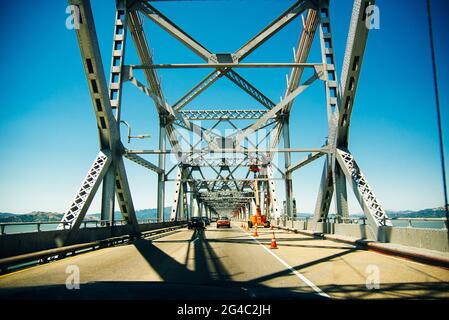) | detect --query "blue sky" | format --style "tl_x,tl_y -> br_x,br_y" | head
0,0 -> 448,214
